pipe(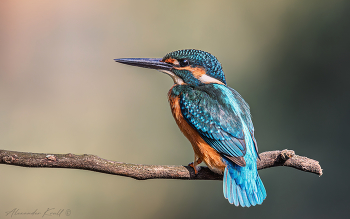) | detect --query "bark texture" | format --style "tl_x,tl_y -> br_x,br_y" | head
0,149 -> 322,180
